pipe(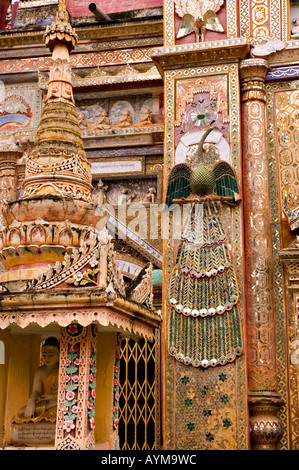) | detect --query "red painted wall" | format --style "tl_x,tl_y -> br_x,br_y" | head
66,0 -> 163,17
0,0 -> 10,30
